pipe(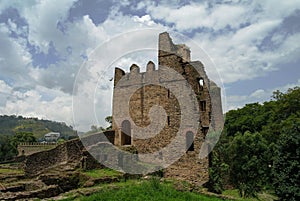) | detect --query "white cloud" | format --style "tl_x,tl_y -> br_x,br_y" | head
0,24 -> 32,85
232,20 -> 281,45
251,0 -> 300,20
250,89 -> 266,99
276,33 -> 300,63
0,1 -> 167,131
0,0 -> 299,131
208,5 -> 246,30
134,0 -> 299,89
147,3 -> 207,31
138,0 -> 300,84
146,2 -> 247,31
21,0 -> 77,52
0,81 -> 73,125
192,19 -> 299,83
226,79 -> 300,111
133,15 -> 155,26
